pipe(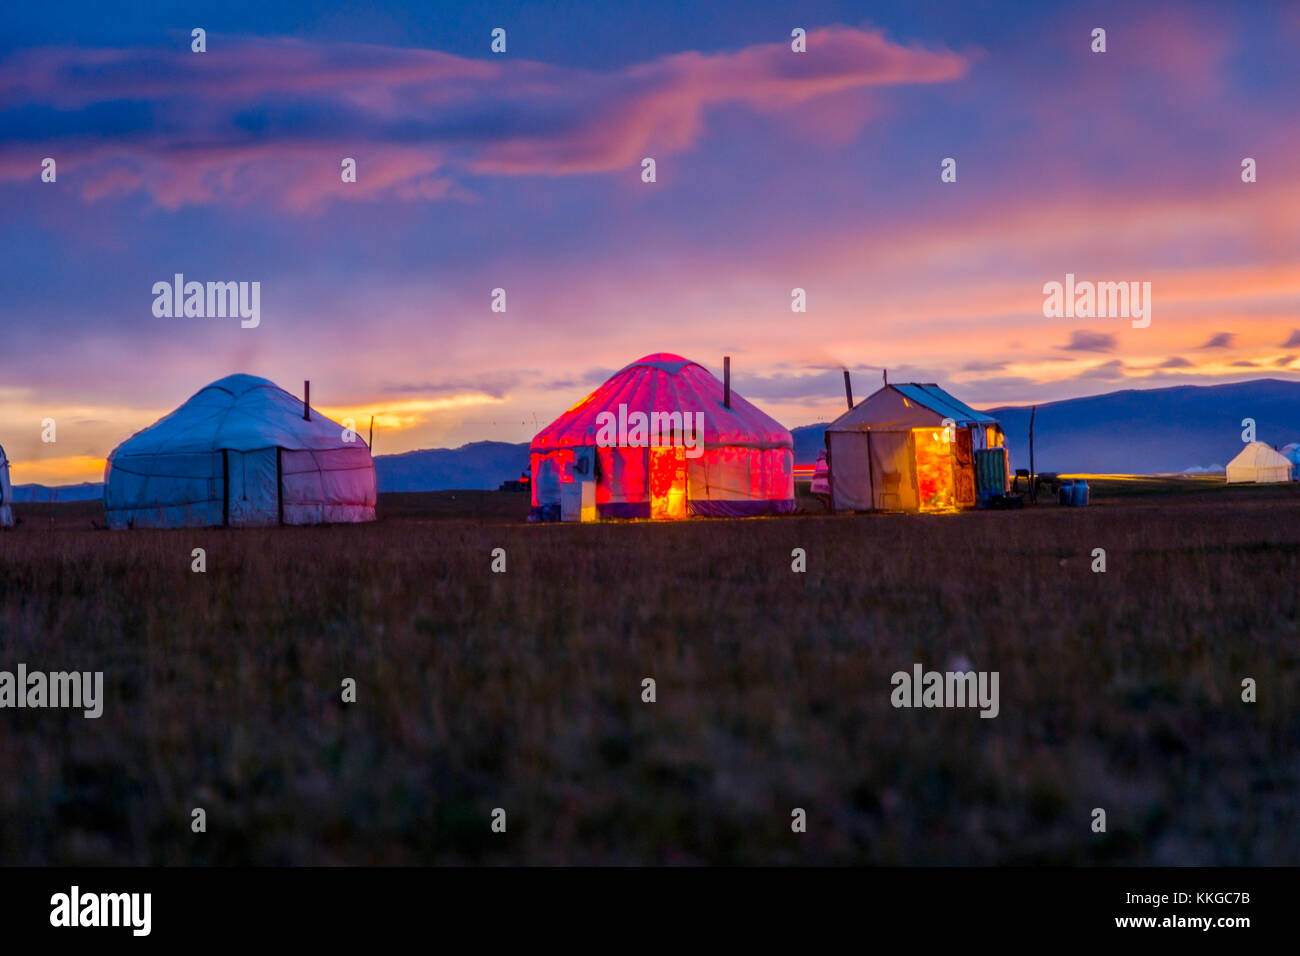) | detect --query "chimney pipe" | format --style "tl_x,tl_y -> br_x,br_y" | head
303,380 -> 311,421
883,368 -> 888,386
843,370 -> 854,410
723,356 -> 731,409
